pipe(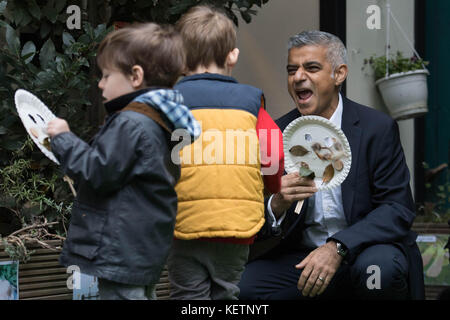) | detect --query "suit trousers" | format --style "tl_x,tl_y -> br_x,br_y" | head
238,243 -> 409,300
